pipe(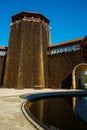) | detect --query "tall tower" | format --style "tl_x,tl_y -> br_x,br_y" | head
3,12 -> 50,88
